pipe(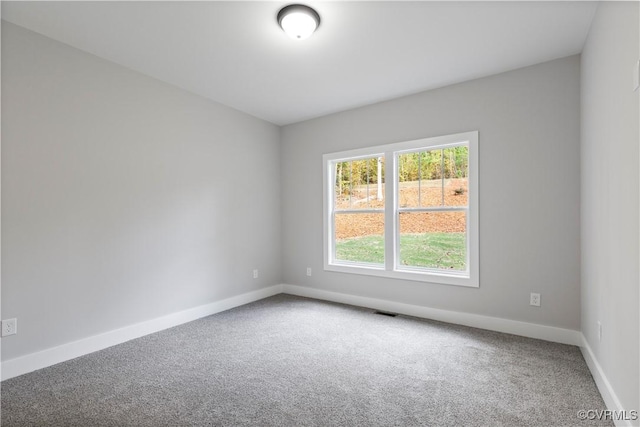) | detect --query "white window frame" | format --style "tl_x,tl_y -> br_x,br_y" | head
323,131 -> 479,288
